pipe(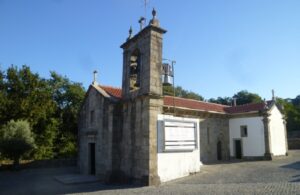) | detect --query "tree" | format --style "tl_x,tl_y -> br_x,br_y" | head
0,69 -> 7,124
0,120 -> 35,167
277,97 -> 300,132
1,65 -> 58,159
163,85 -> 204,101
48,72 -> 85,157
292,95 -> 300,107
208,91 -> 263,106
209,97 -> 233,105
0,65 -> 85,160
233,90 -> 263,105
